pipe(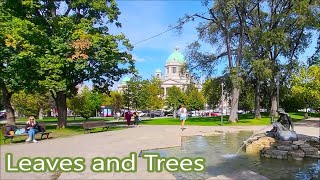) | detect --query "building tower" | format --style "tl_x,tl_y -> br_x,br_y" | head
155,69 -> 162,79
